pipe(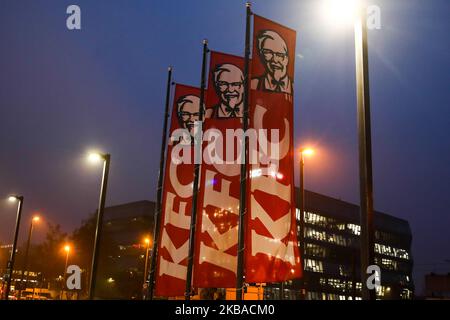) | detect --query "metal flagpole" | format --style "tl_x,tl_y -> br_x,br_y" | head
147,66 -> 173,300
185,39 -> 208,300
299,152 -> 306,299
4,195 -> 24,300
88,153 -> 110,300
354,2 -> 376,300
236,2 -> 252,301
18,219 -> 35,299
